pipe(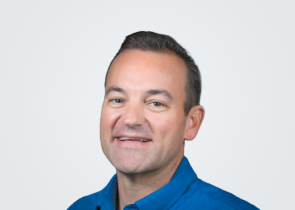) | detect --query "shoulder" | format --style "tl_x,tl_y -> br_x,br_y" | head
67,174 -> 117,210
67,191 -> 103,210
175,178 -> 259,210
194,179 -> 259,209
